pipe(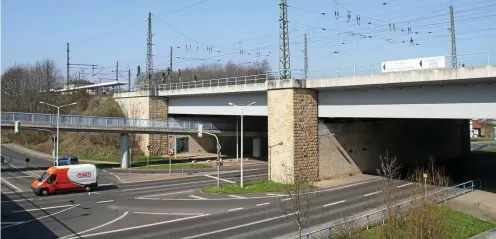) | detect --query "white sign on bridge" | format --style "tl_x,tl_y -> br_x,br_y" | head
381,56 -> 446,73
